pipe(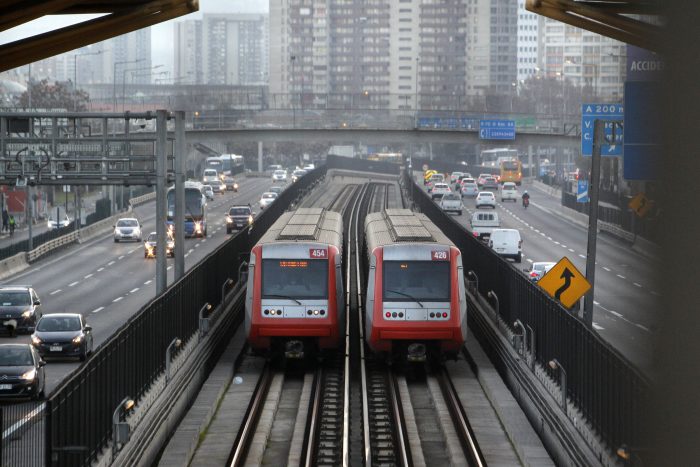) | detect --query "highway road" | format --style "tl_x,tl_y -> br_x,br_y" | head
419,175 -> 657,374
0,176 -> 277,393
